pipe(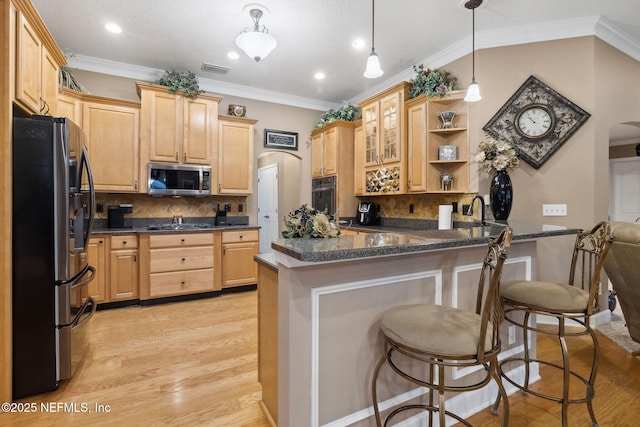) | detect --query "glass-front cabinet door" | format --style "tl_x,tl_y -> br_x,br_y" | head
381,93 -> 400,164
363,104 -> 378,166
